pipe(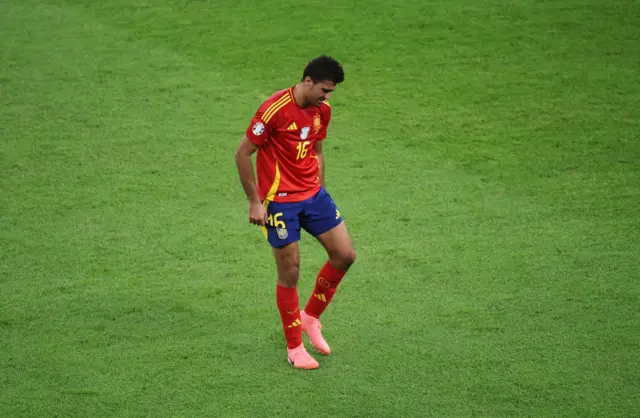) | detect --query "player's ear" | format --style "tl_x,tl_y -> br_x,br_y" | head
303,76 -> 314,86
